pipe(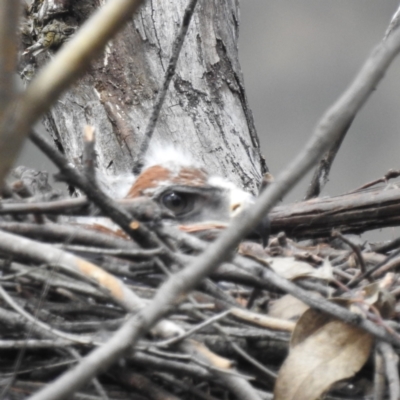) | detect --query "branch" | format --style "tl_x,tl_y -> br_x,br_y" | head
270,184 -> 400,238
385,4 -> 400,39
0,0 -> 20,120
134,0 -> 199,172
378,341 -> 400,400
4,179 -> 400,239
0,230 -> 153,317
0,221 -> 135,250
30,130 -> 161,249
305,5 -> 400,199
304,119 -> 352,199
